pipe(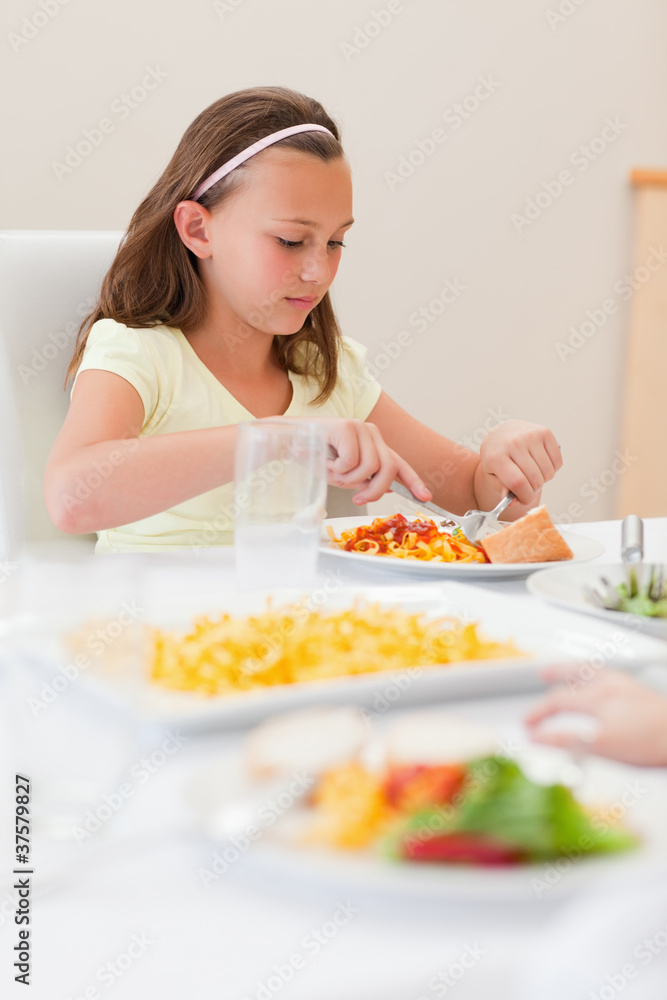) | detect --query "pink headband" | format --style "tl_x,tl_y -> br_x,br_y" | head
192,123 -> 335,201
